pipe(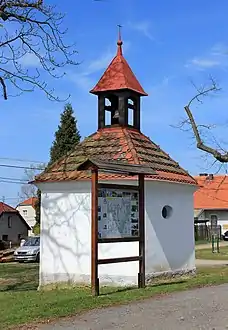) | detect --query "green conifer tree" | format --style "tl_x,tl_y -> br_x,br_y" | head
49,103 -> 81,165
34,103 -> 81,227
